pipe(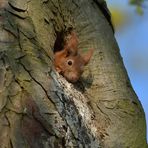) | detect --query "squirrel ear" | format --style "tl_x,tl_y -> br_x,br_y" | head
82,48 -> 94,65
55,48 -> 69,58
64,31 -> 78,56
